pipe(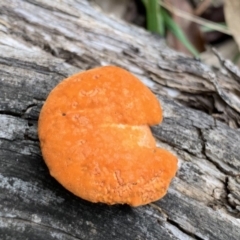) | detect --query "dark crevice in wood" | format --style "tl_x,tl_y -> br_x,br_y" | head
0,216 -> 84,240
0,57 -> 50,73
56,49 -> 101,69
0,145 -> 26,156
33,97 -> 46,102
21,104 -> 39,120
197,127 -> 239,177
223,177 -> 240,217
0,104 -> 38,120
196,128 -> 240,218
28,121 -> 34,127
0,57 -> 66,77
0,138 -> 40,157
166,218 -> 204,240
0,111 -> 22,118
157,133 -> 203,159
23,131 -> 39,142
24,0 -> 80,18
